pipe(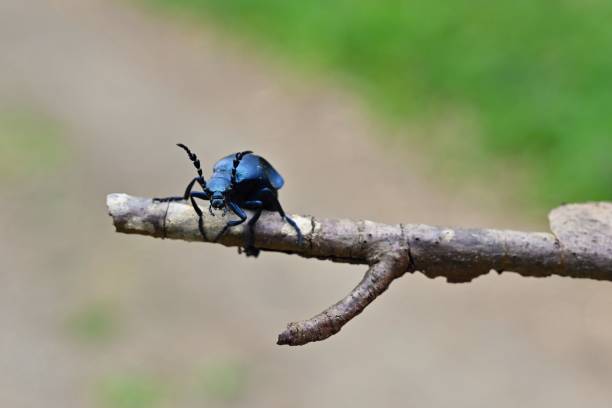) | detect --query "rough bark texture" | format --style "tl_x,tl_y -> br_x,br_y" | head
107,194 -> 612,346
